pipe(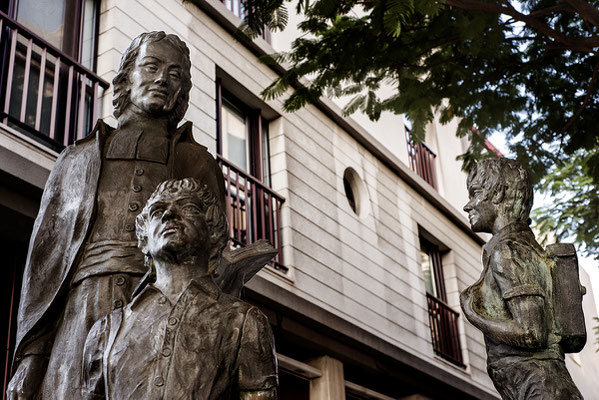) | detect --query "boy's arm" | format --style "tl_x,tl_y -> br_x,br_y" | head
238,307 -> 278,399
461,246 -> 549,349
